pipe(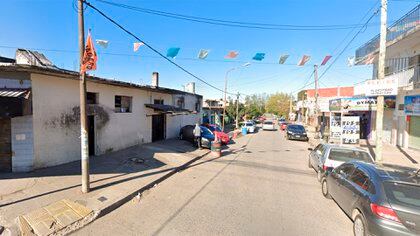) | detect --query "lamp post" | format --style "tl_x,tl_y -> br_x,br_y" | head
222,62 -> 250,131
